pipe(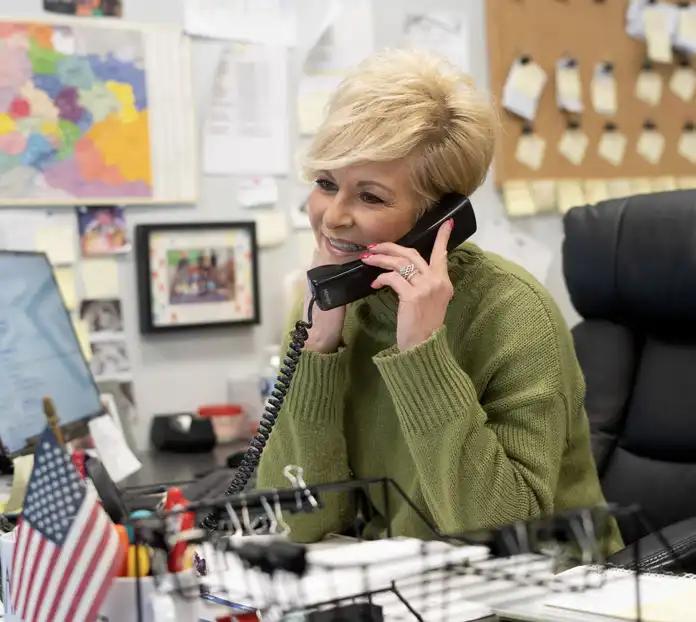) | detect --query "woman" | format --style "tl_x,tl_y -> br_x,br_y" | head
257,49 -> 622,552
